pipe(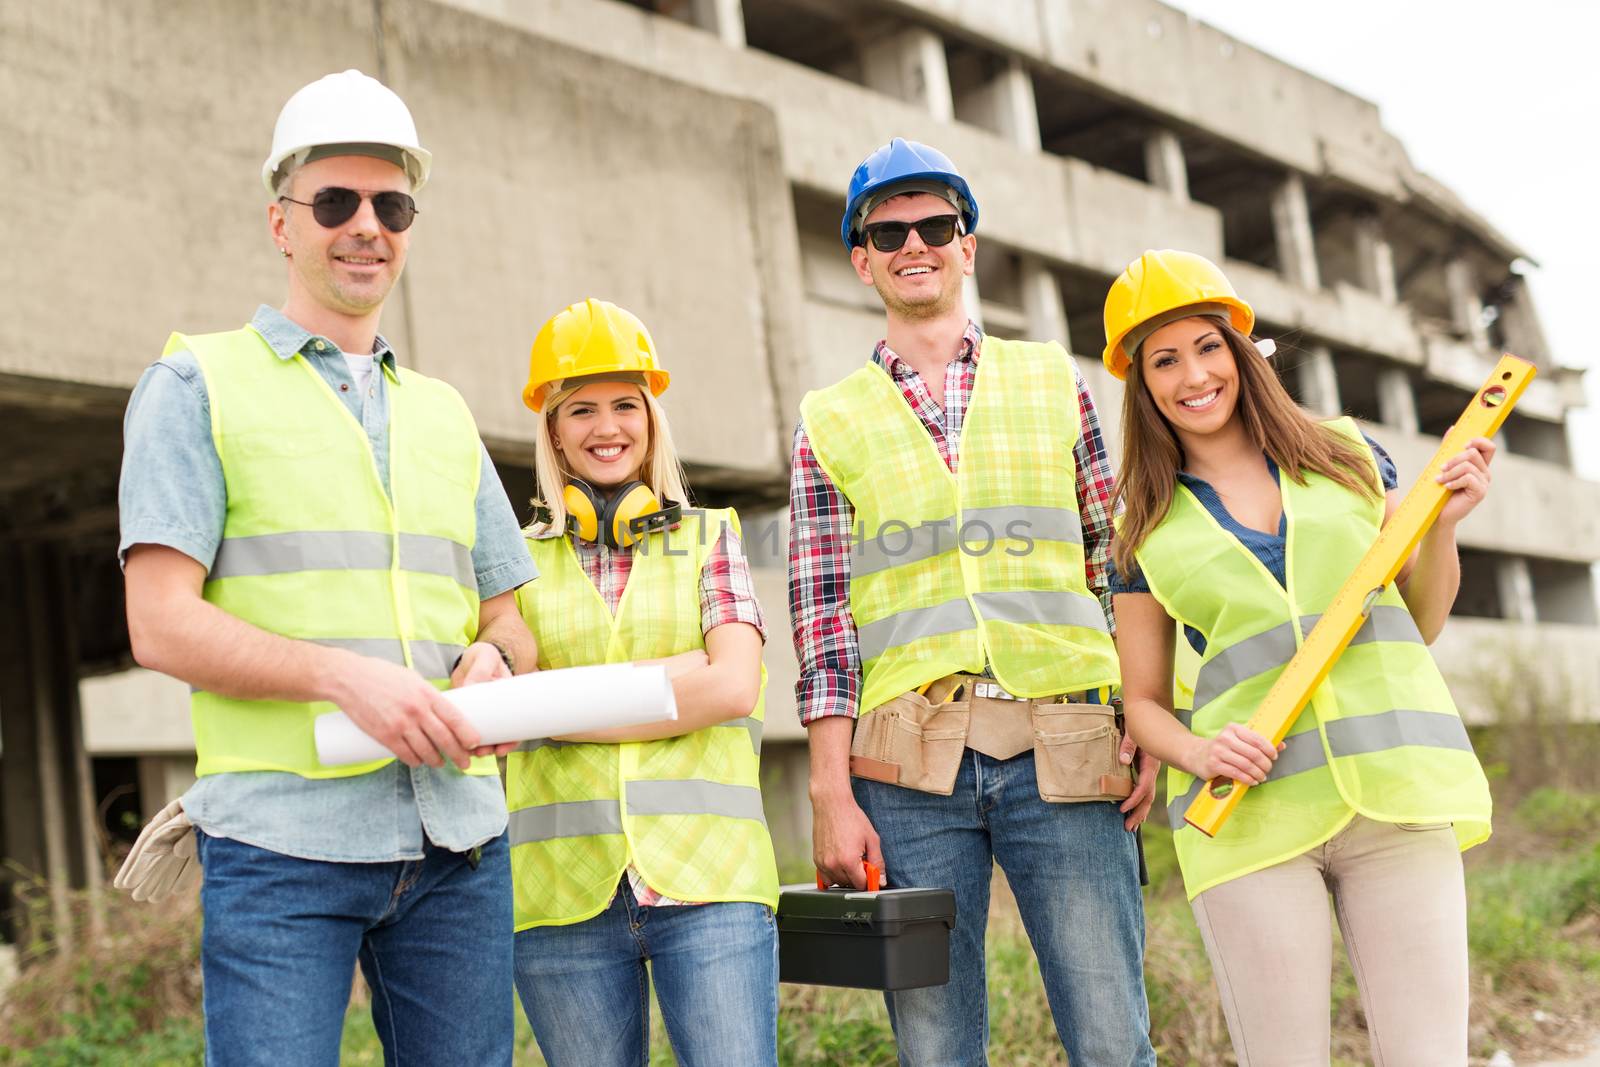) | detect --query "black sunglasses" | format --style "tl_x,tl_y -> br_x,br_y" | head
861,213 -> 960,253
278,187 -> 418,232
